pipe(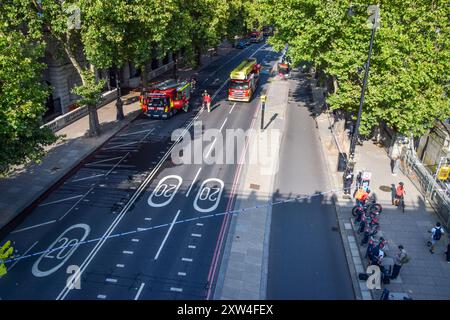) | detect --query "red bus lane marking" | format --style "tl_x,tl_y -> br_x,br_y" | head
206,105 -> 259,299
